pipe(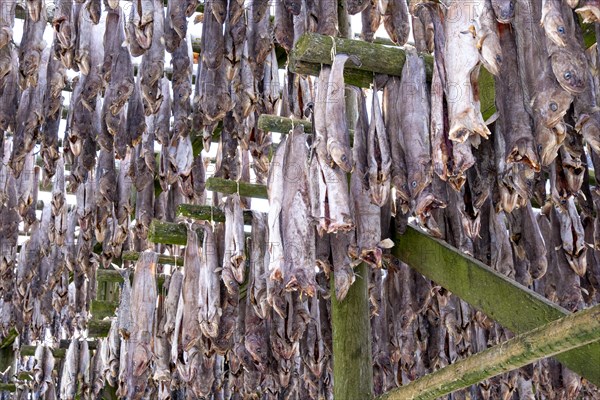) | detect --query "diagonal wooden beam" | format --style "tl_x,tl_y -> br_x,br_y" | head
392,225 -> 600,386
378,303 -> 600,400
